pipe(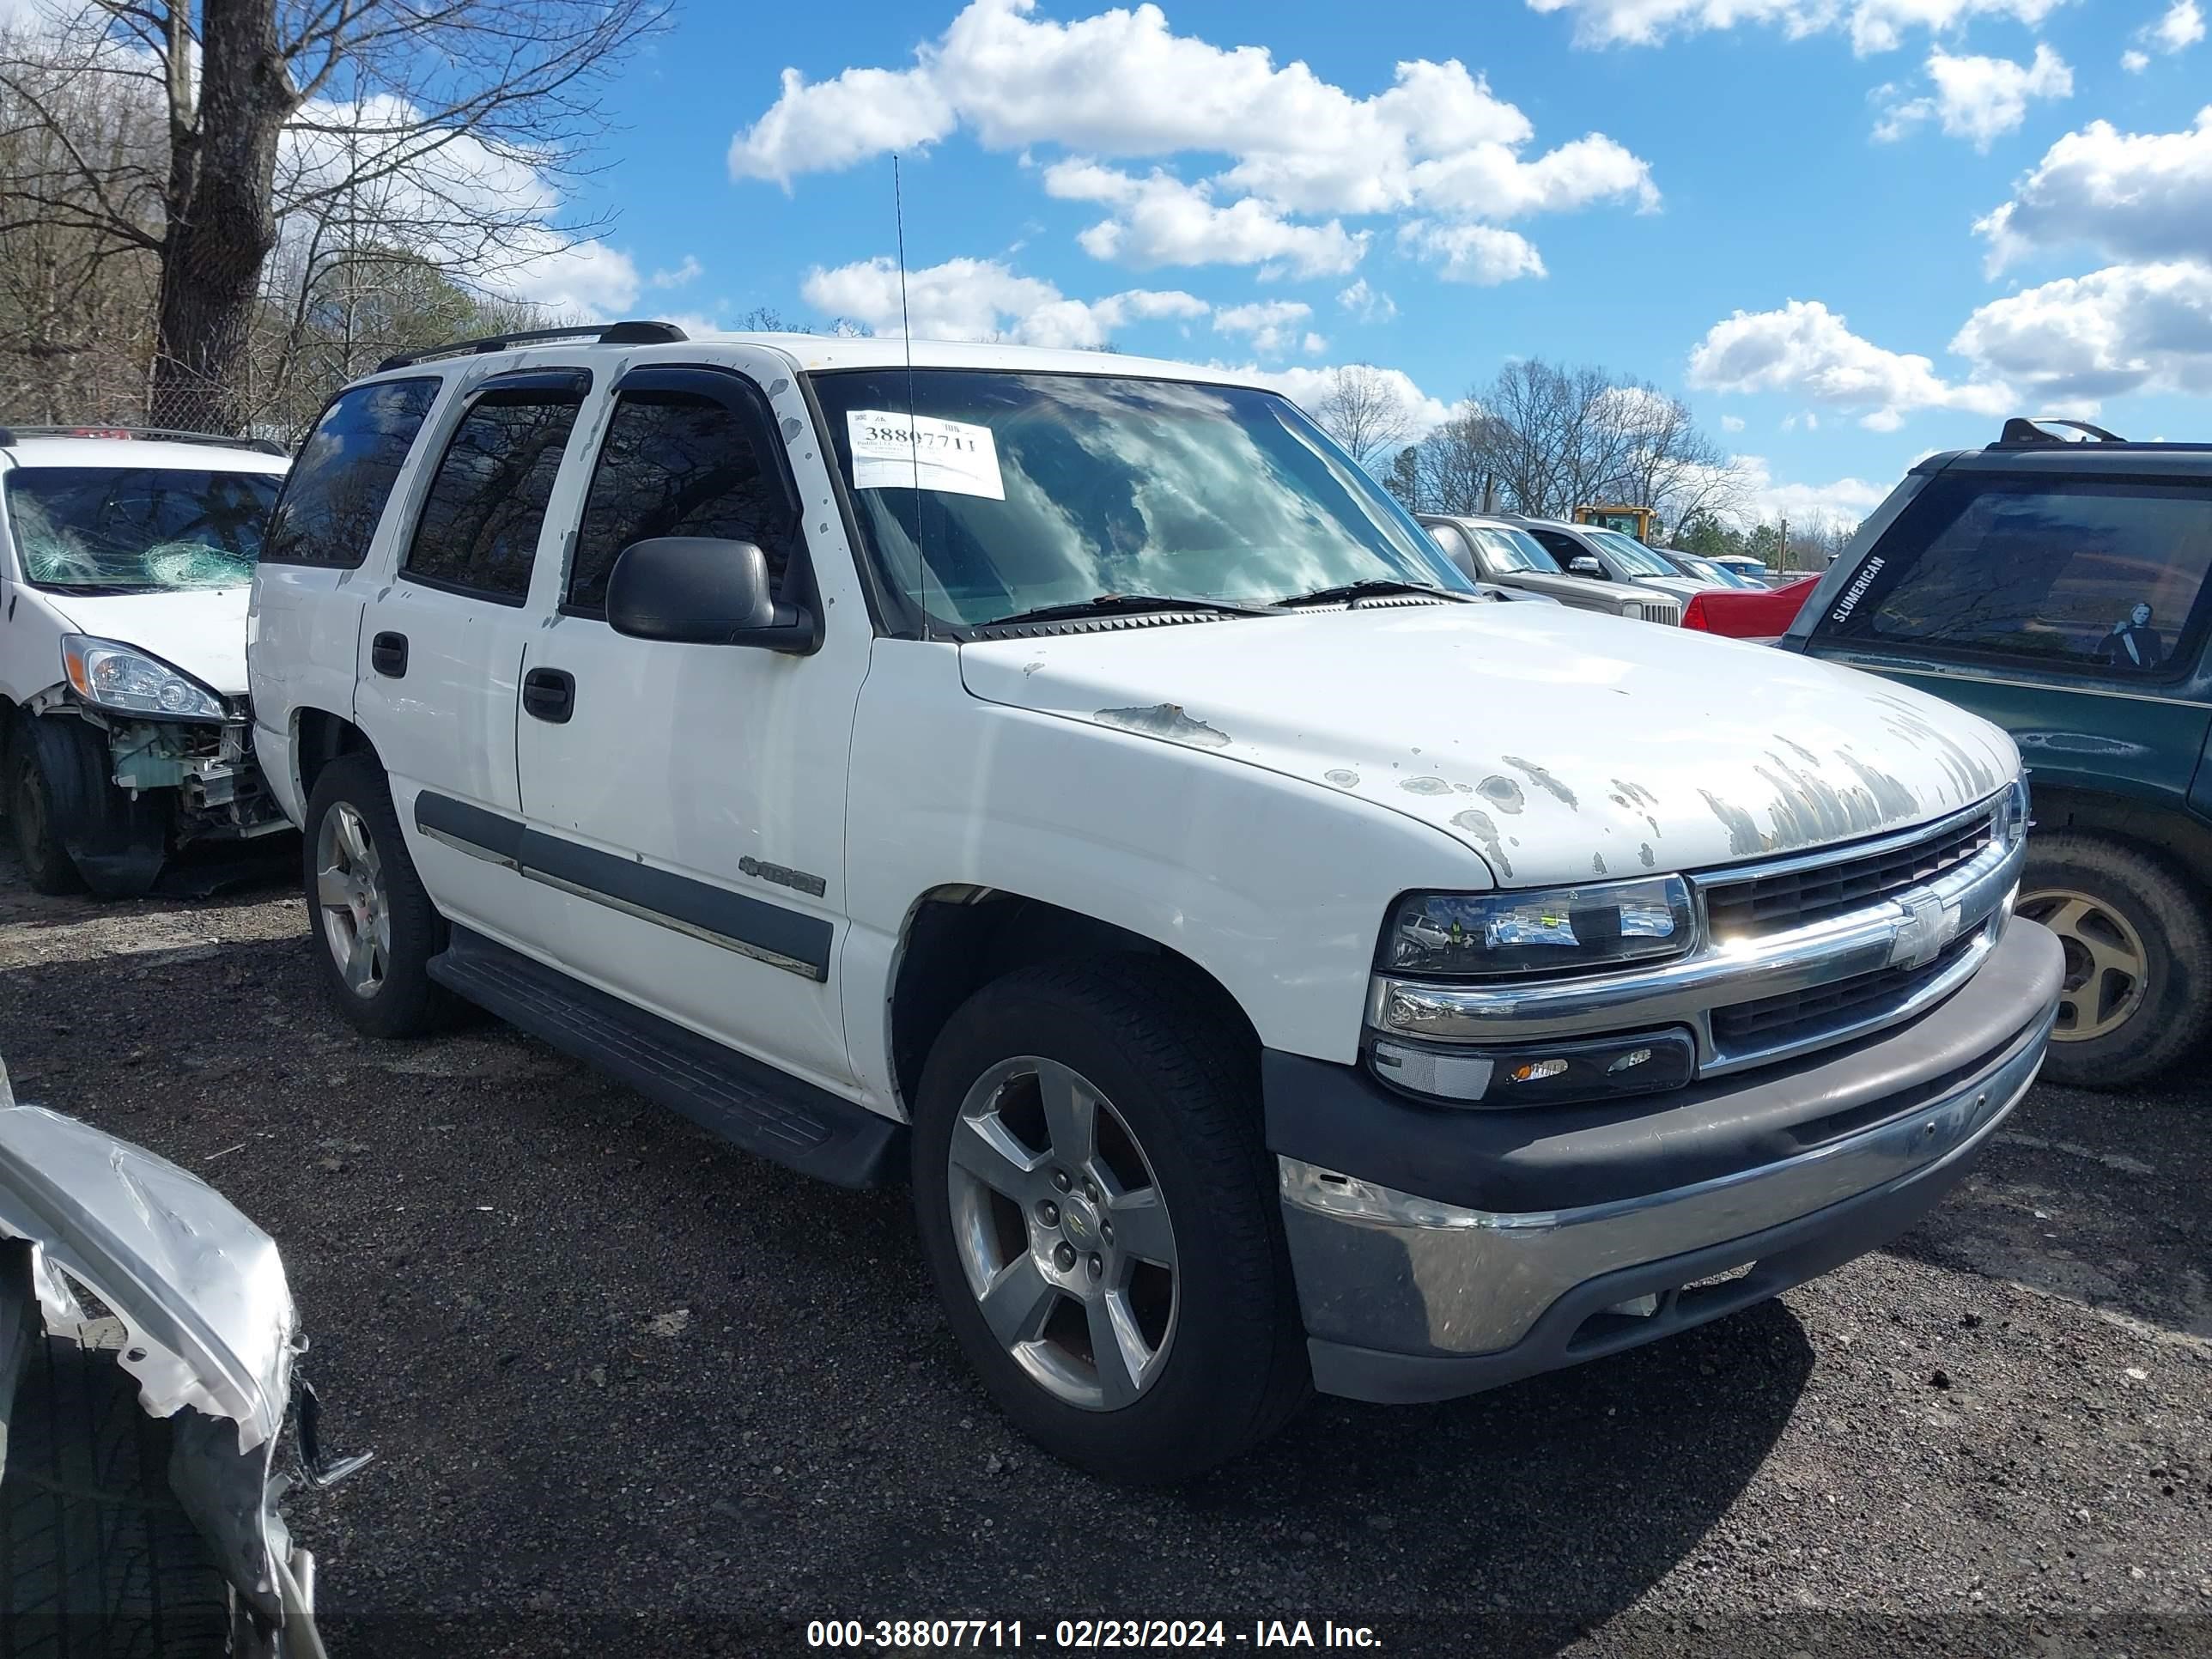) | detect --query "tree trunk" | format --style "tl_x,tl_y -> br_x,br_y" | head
150,0 -> 293,434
